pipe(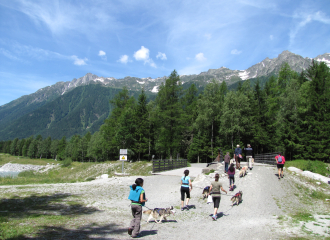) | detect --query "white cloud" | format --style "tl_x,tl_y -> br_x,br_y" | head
195,53 -> 206,61
98,50 -> 107,60
118,55 -> 129,64
156,52 -> 167,60
134,46 -> 149,61
290,10 -> 330,47
71,55 -> 88,65
98,50 -> 106,56
231,49 -> 242,55
134,46 -> 156,68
